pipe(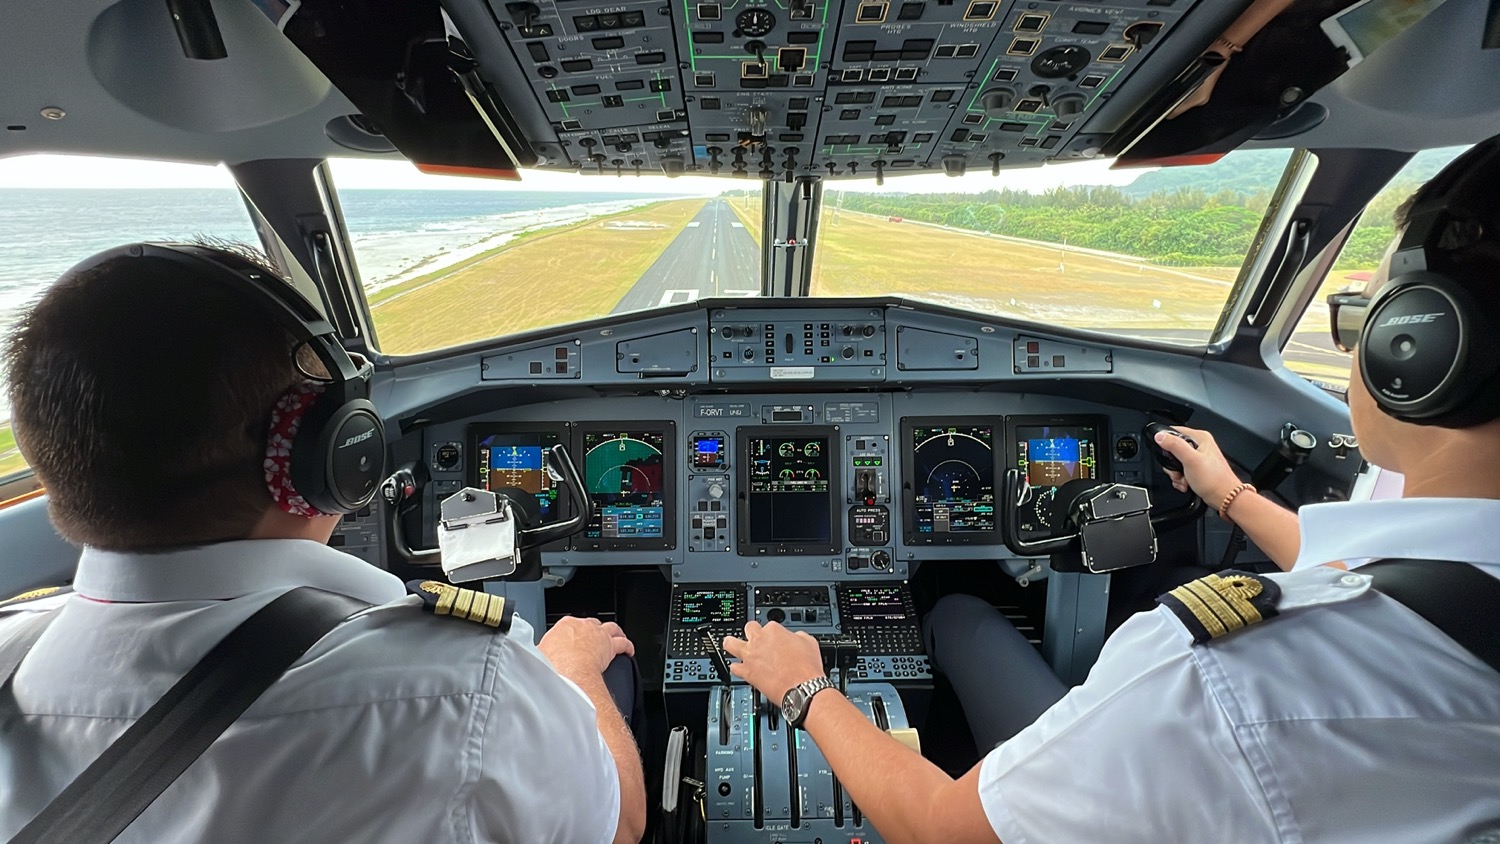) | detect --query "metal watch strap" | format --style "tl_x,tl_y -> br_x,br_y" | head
786,676 -> 835,729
